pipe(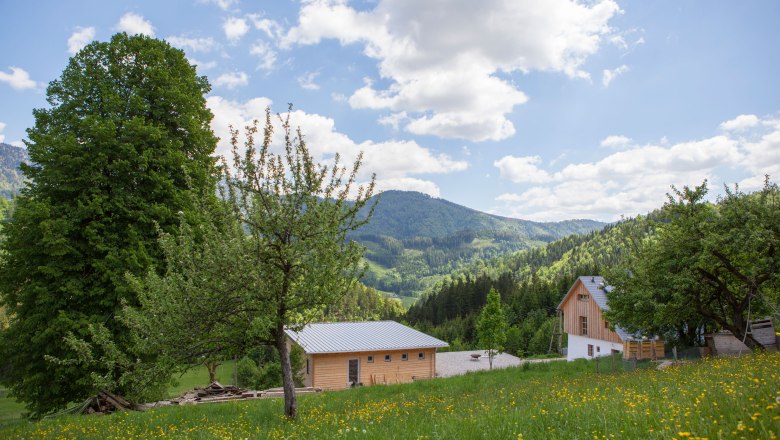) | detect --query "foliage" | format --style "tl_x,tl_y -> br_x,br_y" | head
606,179 -> 780,348
476,288 -> 507,369
324,283 -> 404,321
0,33 -> 218,417
3,352 -> 779,438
